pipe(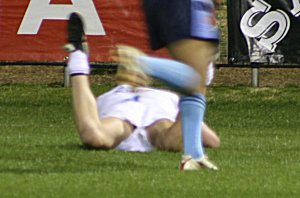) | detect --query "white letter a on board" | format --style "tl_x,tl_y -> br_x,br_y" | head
18,0 -> 105,35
